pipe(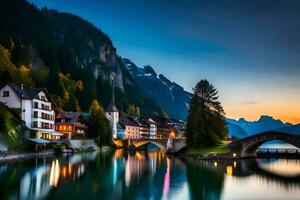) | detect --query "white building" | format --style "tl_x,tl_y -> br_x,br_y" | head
148,118 -> 157,139
105,101 -> 119,139
0,83 -> 62,140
